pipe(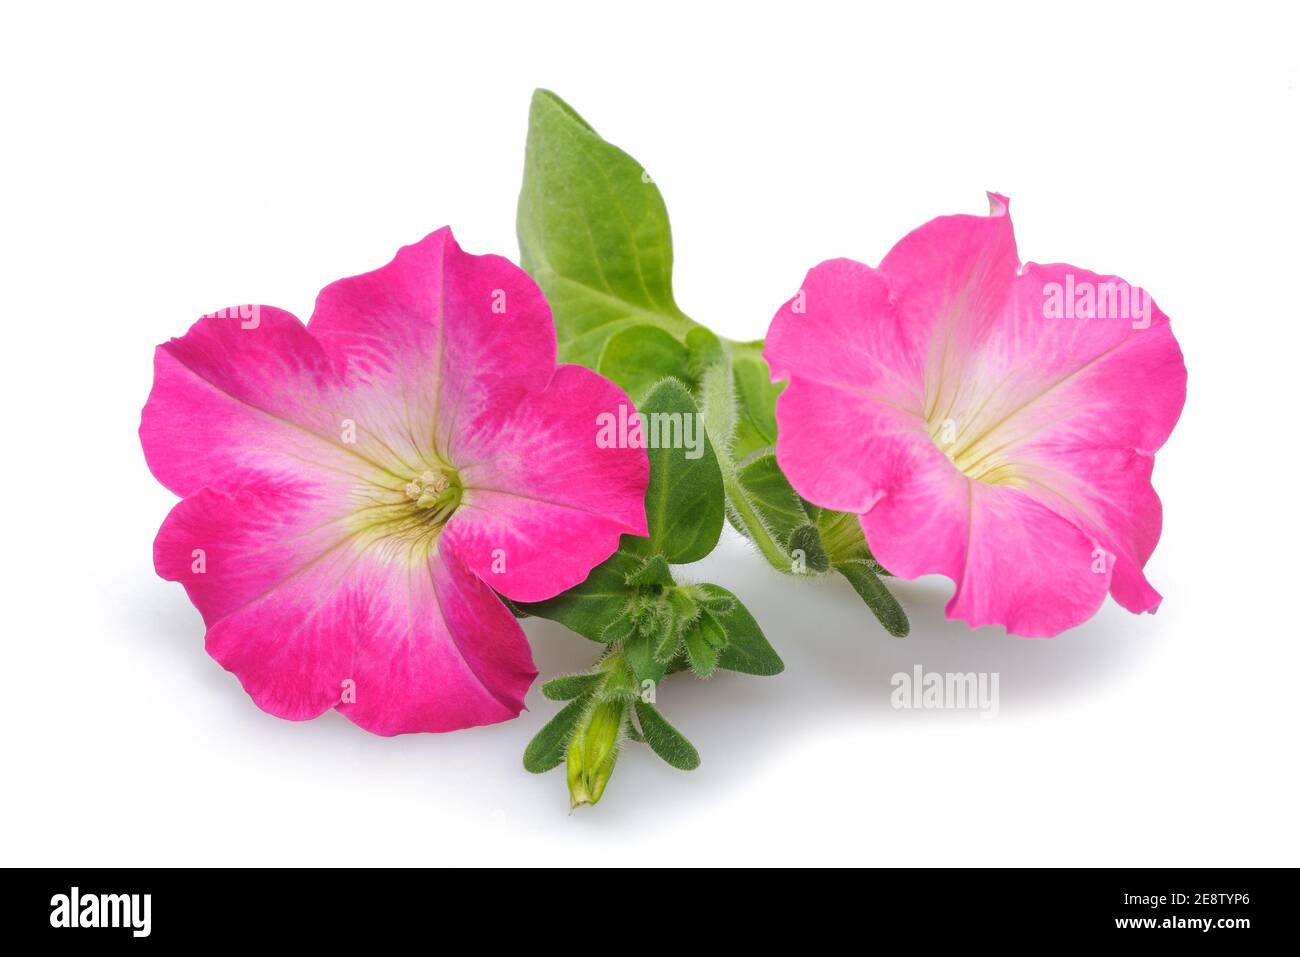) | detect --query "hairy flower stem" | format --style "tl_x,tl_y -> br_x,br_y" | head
699,351 -> 793,570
